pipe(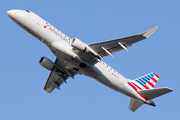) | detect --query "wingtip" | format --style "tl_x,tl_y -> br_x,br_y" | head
142,26 -> 159,38
165,87 -> 173,92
